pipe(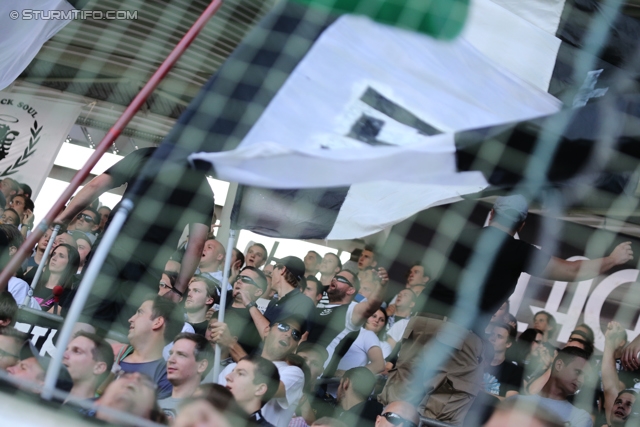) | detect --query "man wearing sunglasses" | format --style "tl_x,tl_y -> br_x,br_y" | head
306,269 -> 386,368
219,314 -> 306,427
69,208 -> 100,236
208,266 -> 268,360
375,401 -> 420,427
